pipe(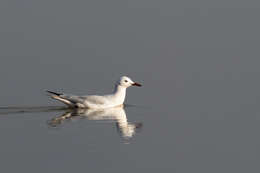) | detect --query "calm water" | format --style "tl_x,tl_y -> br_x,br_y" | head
1,0 -> 260,172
